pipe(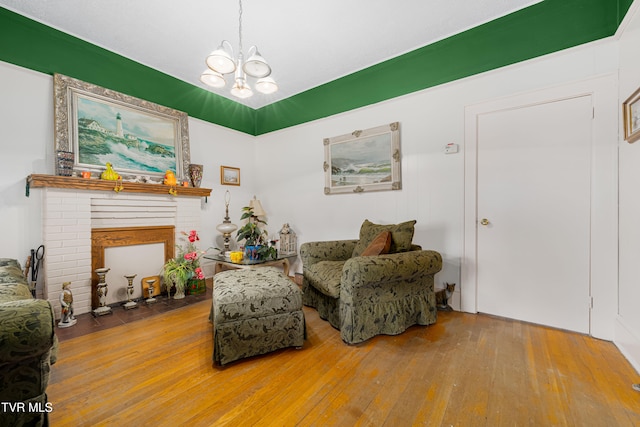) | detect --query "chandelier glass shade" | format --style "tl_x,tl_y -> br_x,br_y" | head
200,0 -> 277,98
